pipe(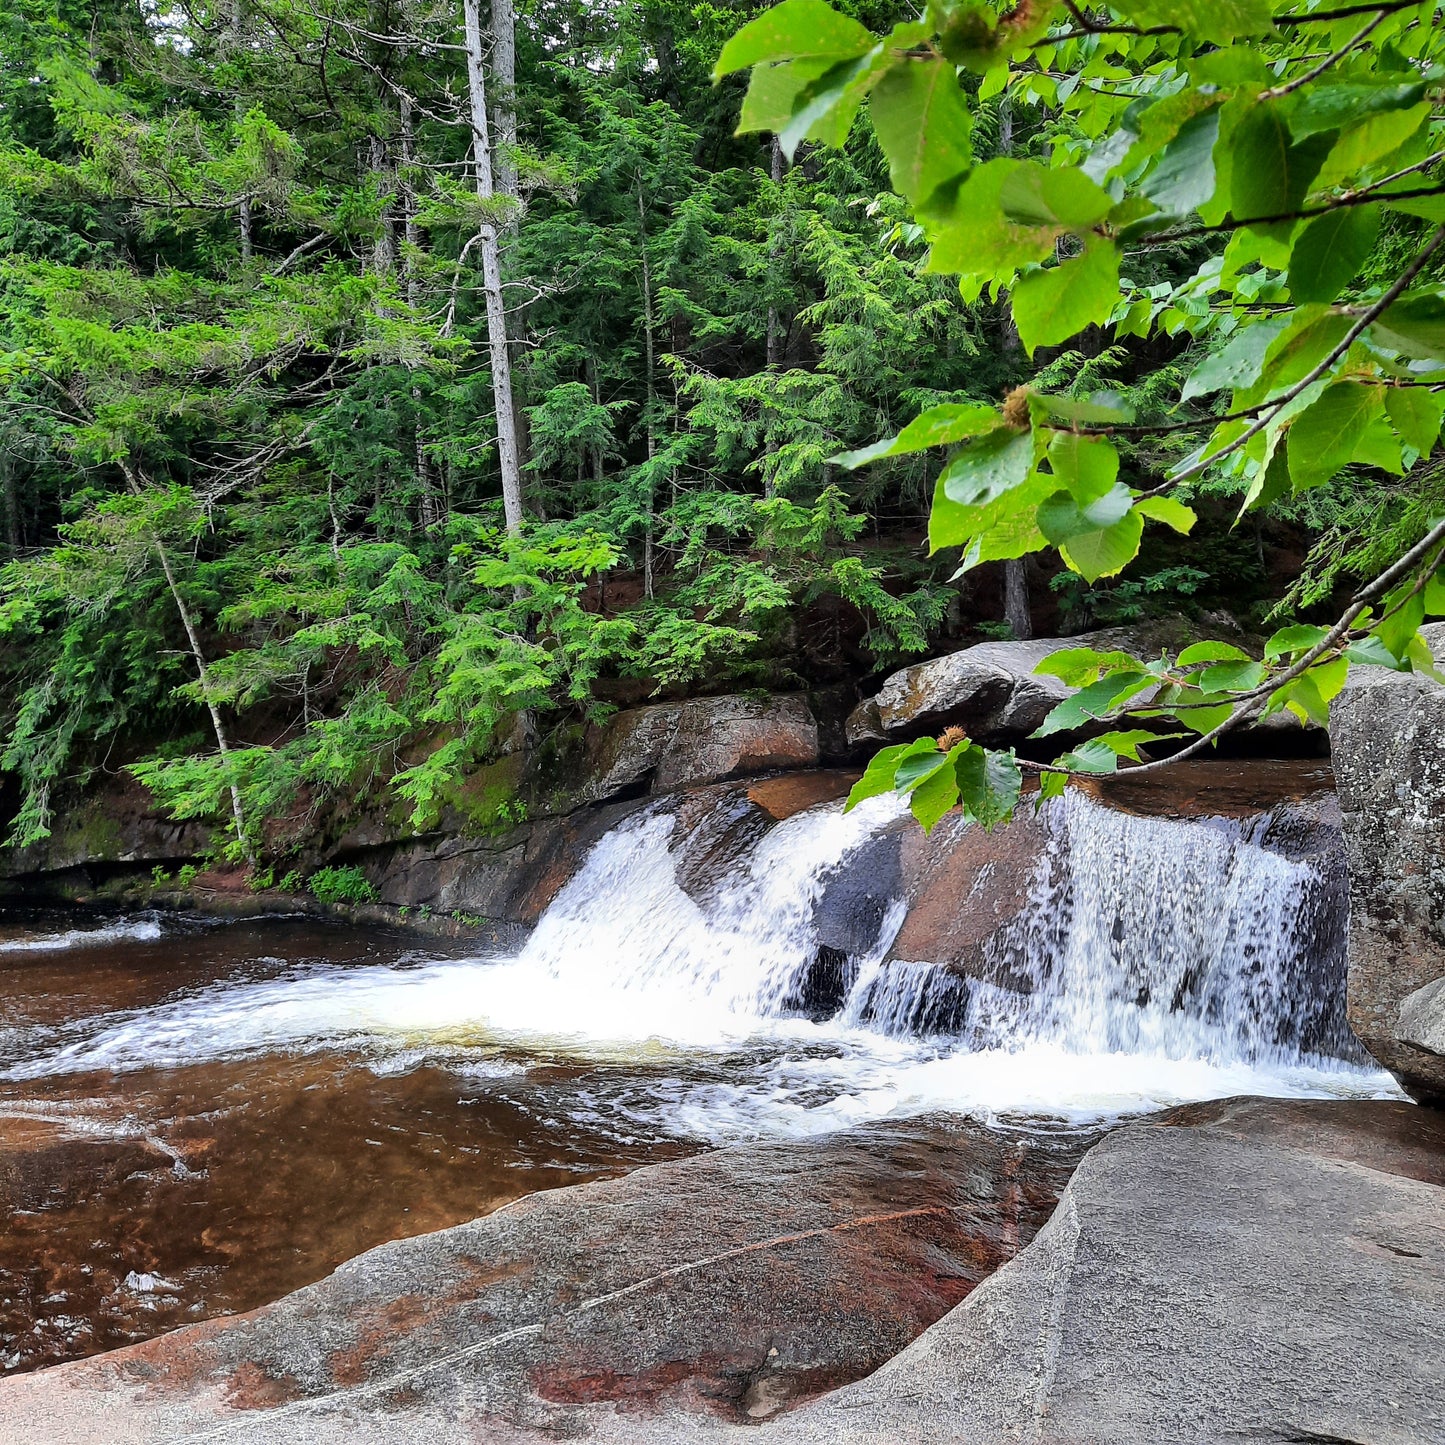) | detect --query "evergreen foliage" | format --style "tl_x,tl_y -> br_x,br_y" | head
2,0 -> 1442,858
